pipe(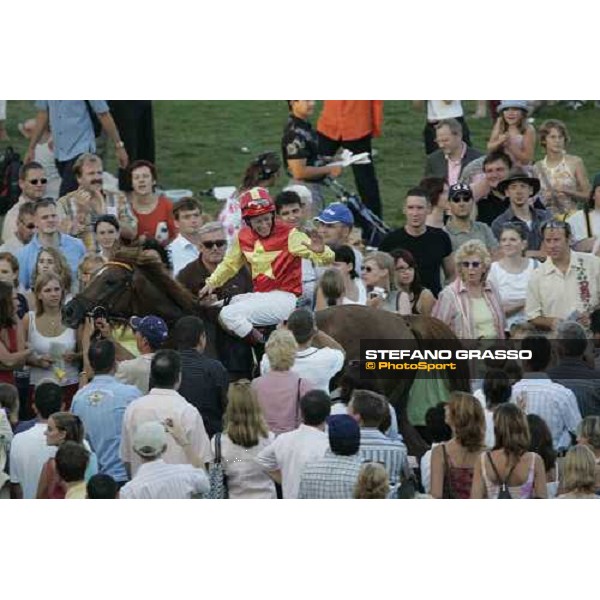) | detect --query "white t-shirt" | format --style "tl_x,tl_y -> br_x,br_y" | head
567,209 -> 600,244
261,346 -> 345,393
487,259 -> 537,330
427,101 -> 464,121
